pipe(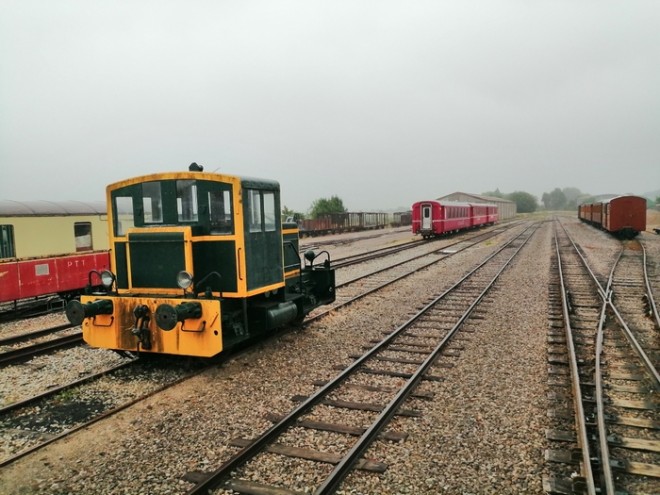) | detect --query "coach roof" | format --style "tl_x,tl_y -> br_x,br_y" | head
0,200 -> 106,216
